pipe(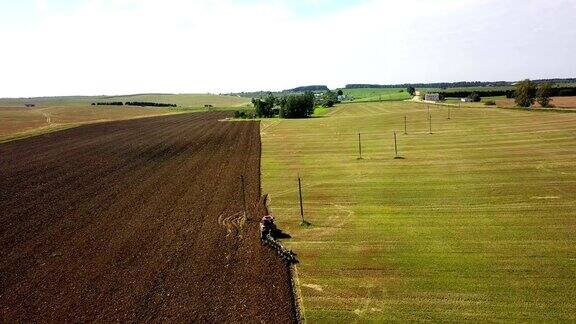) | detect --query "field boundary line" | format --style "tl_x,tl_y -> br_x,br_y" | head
290,264 -> 306,323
